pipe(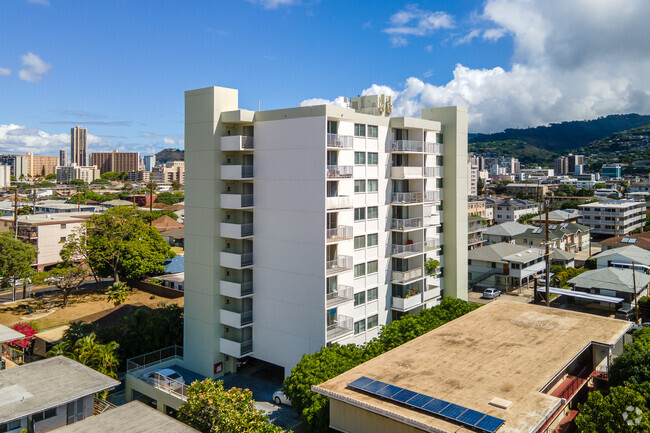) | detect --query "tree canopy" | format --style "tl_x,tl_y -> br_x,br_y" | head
178,379 -> 286,433
49,333 -> 120,379
155,191 -> 180,205
0,232 -> 37,294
